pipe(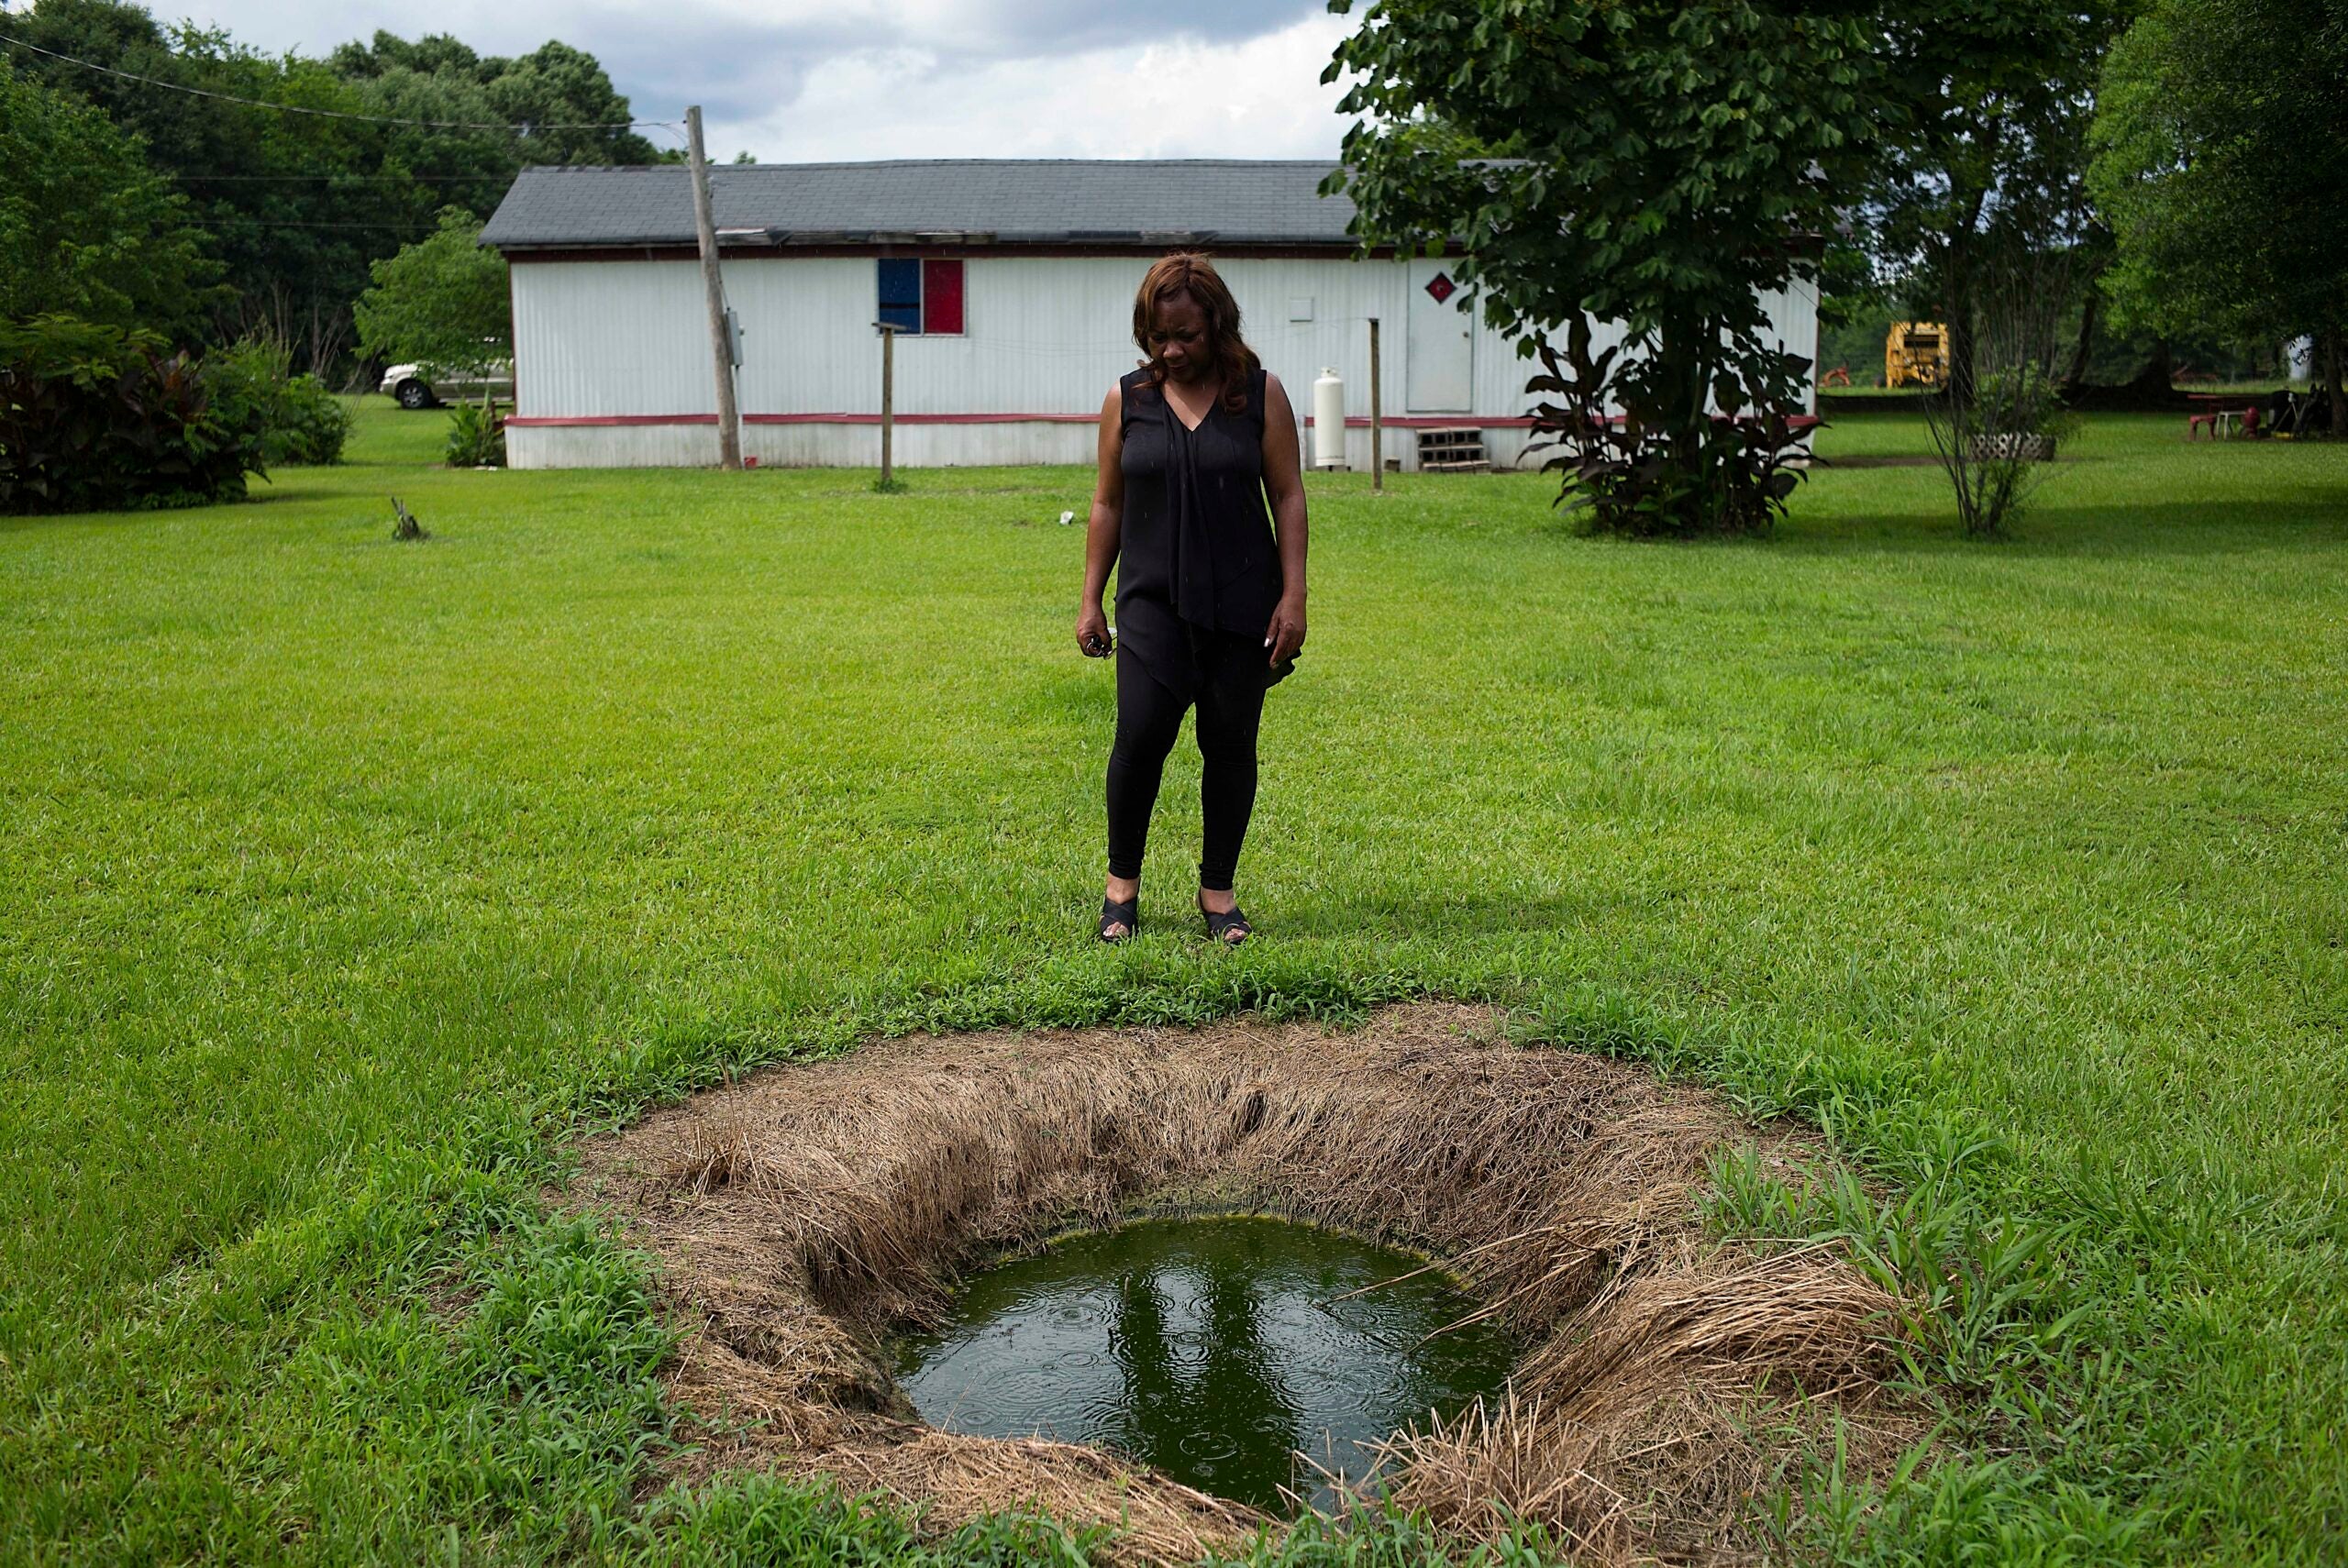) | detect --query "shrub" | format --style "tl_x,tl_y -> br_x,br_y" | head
268,375 -> 352,466
1524,320 -> 1815,538
1924,362 -> 2078,538
445,400 -> 506,469
209,337 -> 353,467
1920,240 -> 2086,538
0,315 -> 268,514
